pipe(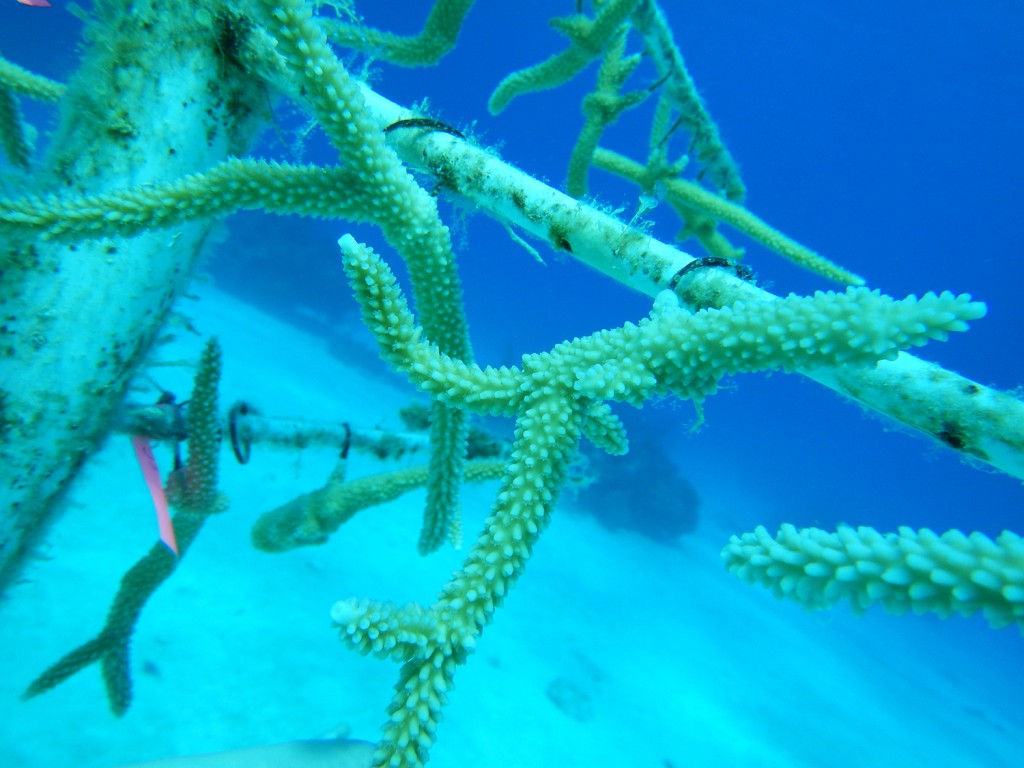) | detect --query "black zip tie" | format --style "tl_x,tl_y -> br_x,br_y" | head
383,117 -> 465,139
666,256 -> 754,291
339,422 -> 352,460
154,391 -> 187,466
228,401 -> 255,465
